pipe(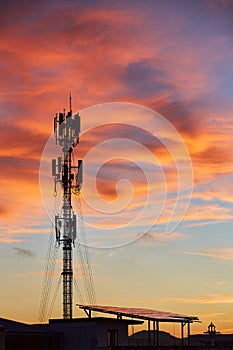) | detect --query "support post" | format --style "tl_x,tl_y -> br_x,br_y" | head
187,322 -> 190,346
156,321 -> 159,348
181,322 -> 184,346
153,321 -> 155,348
148,319 -> 151,346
